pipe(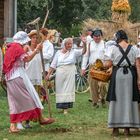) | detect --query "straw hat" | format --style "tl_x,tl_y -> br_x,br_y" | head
13,31 -> 31,45
28,30 -> 43,39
